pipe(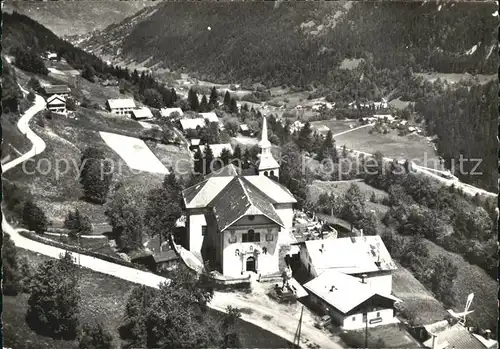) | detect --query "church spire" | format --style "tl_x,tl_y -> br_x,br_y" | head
259,114 -> 271,149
